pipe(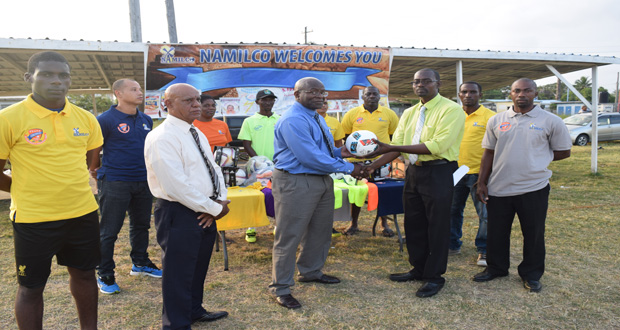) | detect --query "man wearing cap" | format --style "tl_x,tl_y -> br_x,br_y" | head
238,89 -> 279,242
